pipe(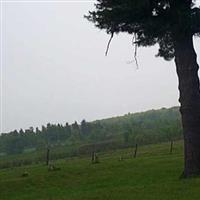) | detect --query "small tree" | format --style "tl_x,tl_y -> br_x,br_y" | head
80,119 -> 90,138
71,121 -> 81,140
